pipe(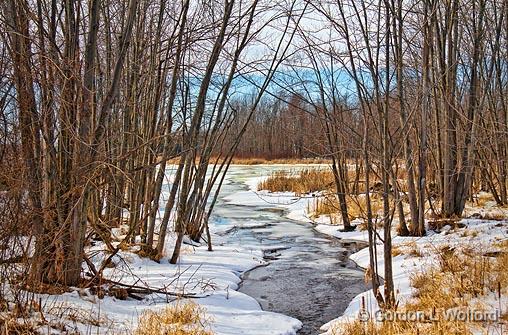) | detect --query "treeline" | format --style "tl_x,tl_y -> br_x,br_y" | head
229,94 -> 327,159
